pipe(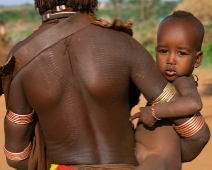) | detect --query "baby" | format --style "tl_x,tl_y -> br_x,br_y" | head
131,10 -> 210,170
